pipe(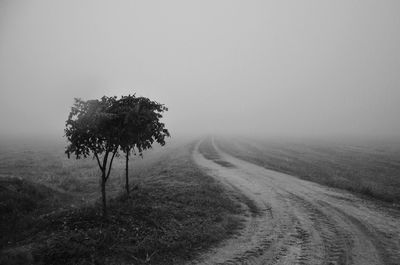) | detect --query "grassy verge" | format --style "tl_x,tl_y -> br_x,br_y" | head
1,141 -> 244,265
0,177 -> 73,248
216,137 -> 400,205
